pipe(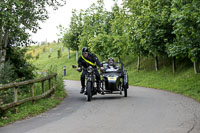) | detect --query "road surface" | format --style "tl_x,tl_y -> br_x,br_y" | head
0,80 -> 200,133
